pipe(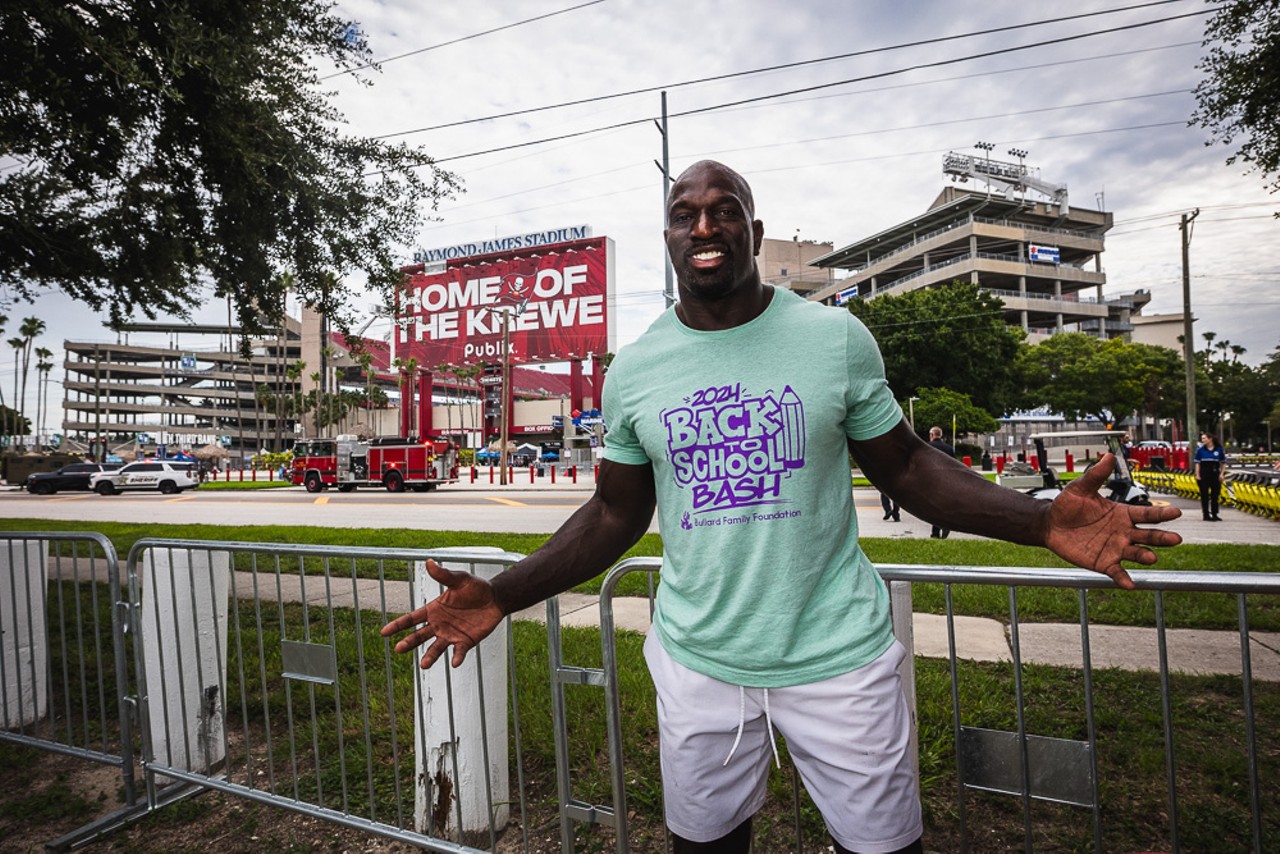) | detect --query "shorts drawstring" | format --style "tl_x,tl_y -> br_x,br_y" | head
762,688 -> 781,769
722,686 -> 781,769
723,686 -> 746,766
